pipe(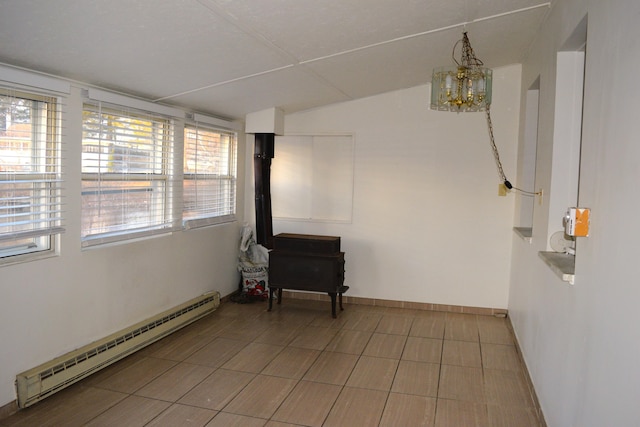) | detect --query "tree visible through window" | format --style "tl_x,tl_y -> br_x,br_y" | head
0,90 -> 63,259
183,124 -> 237,228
